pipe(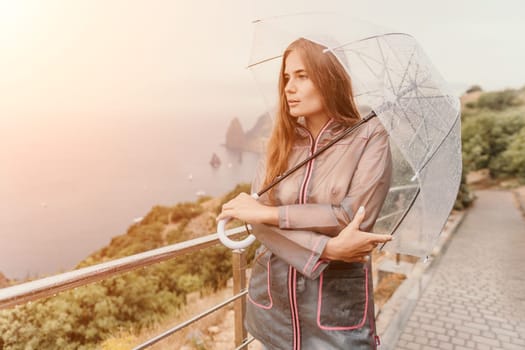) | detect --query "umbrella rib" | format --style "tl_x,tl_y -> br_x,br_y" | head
351,51 -> 385,80
391,104 -> 421,146
380,113 -> 460,253
378,36 -> 416,90
406,73 -> 442,141
374,40 -> 424,139
423,115 -> 432,158
399,91 -> 451,136
376,37 -> 398,96
413,87 -> 452,135
407,91 -> 447,156
380,33 -> 418,95
378,186 -> 421,248
355,92 -> 386,100
406,106 -> 434,146
414,111 -> 461,176
399,95 -> 449,100
325,32 -> 414,53
252,10 -> 341,23
247,55 -> 283,68
354,89 -> 383,97
375,208 -> 408,223
417,85 -> 441,91
346,48 -> 385,67
406,115 -> 429,152
248,31 -> 413,69
350,49 -> 412,83
396,46 -> 417,94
